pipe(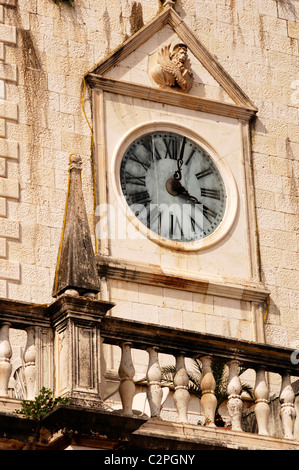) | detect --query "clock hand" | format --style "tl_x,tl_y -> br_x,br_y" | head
176,184 -> 200,204
165,176 -> 199,202
177,187 -> 217,223
165,176 -> 217,226
165,177 -> 200,204
173,136 -> 187,181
